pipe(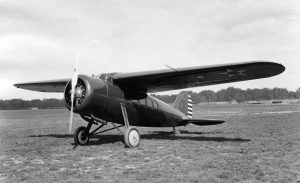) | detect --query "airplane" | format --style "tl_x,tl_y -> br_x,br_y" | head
14,61 -> 285,147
